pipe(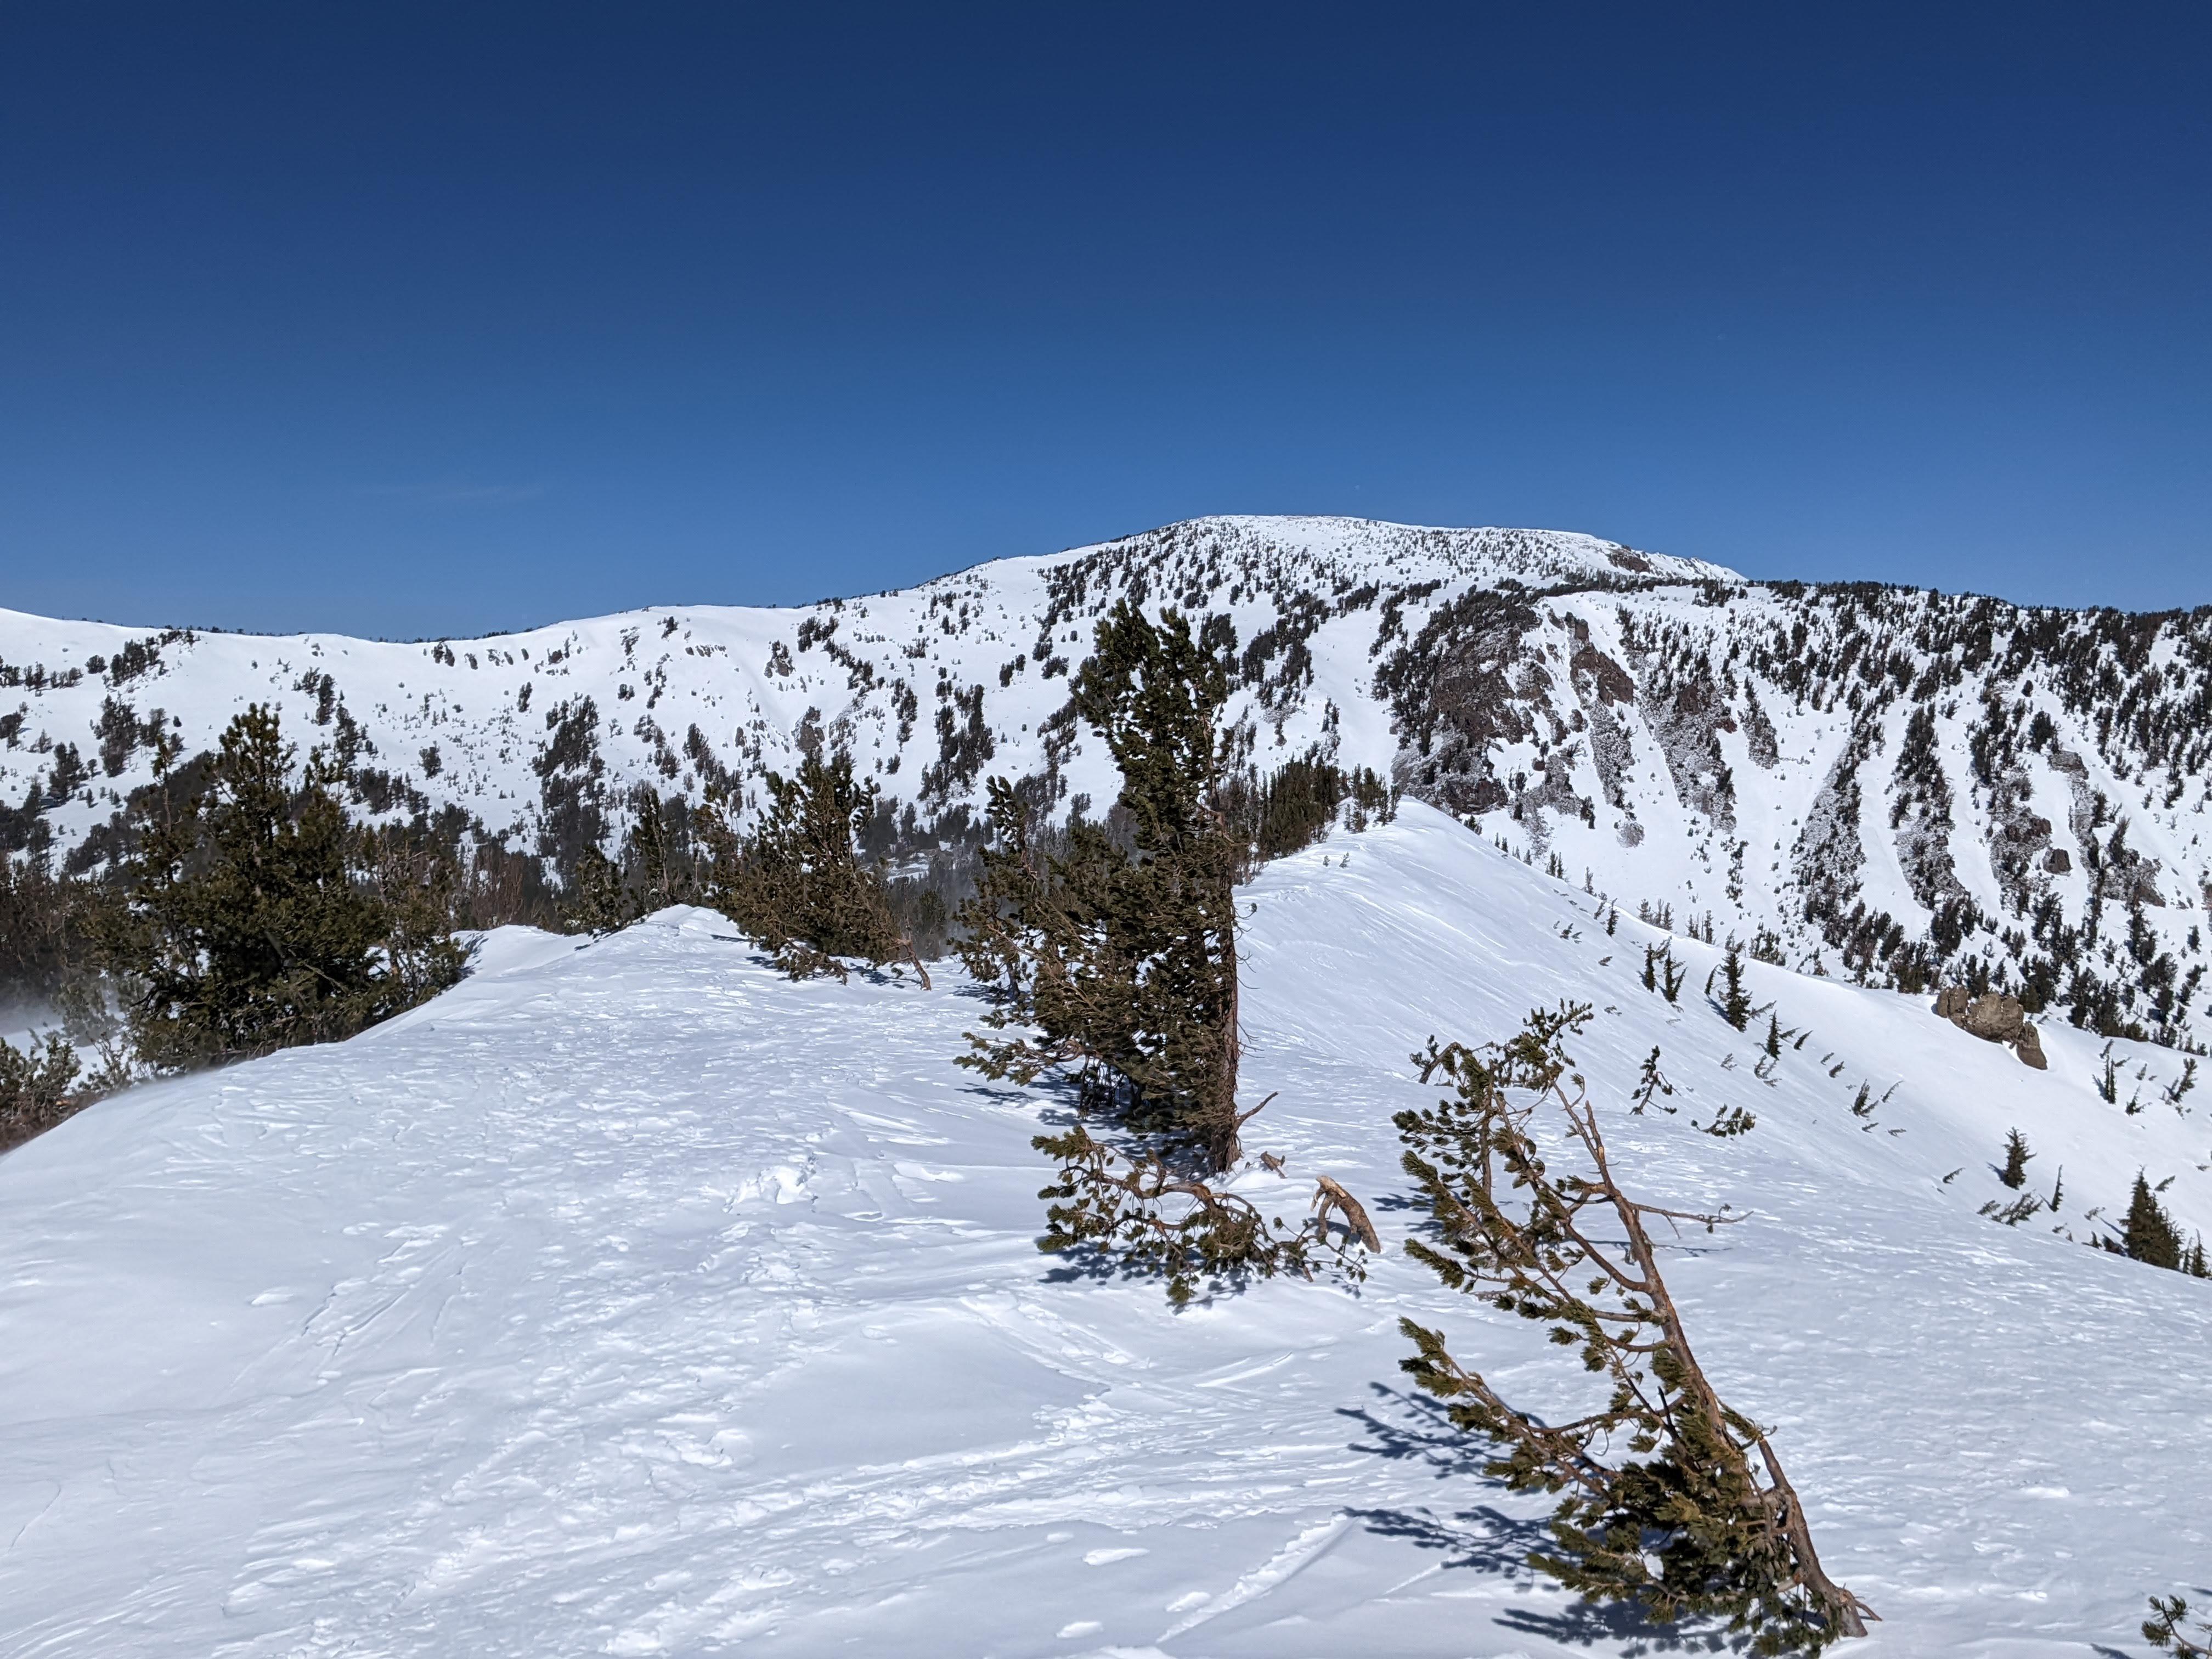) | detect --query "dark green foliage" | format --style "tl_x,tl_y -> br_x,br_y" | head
0,849 -> 99,1005
560,842 -> 634,936
704,753 -> 917,981
962,603 -> 1251,1169
1699,1104 -> 1757,1138
101,706 -> 466,1071
1632,1046 -> 1675,1114
2096,1044 -> 2121,1103
1999,1130 -> 2033,1190
558,786 -> 710,936
1032,1122 -> 1369,1307
0,1031 -> 81,1152
1395,1005 -> 1870,1652
1716,945 -> 1757,1030
2123,1173 -> 2186,1271
1217,755 -> 1394,871
1644,941 -> 1687,1003
2147,1594 -> 2212,1657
